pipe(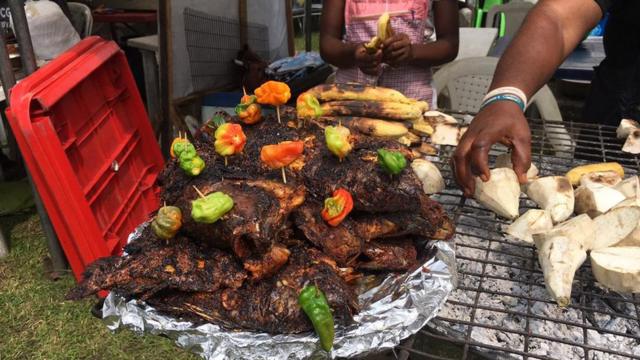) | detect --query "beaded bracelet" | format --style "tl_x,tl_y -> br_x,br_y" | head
480,93 -> 526,111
